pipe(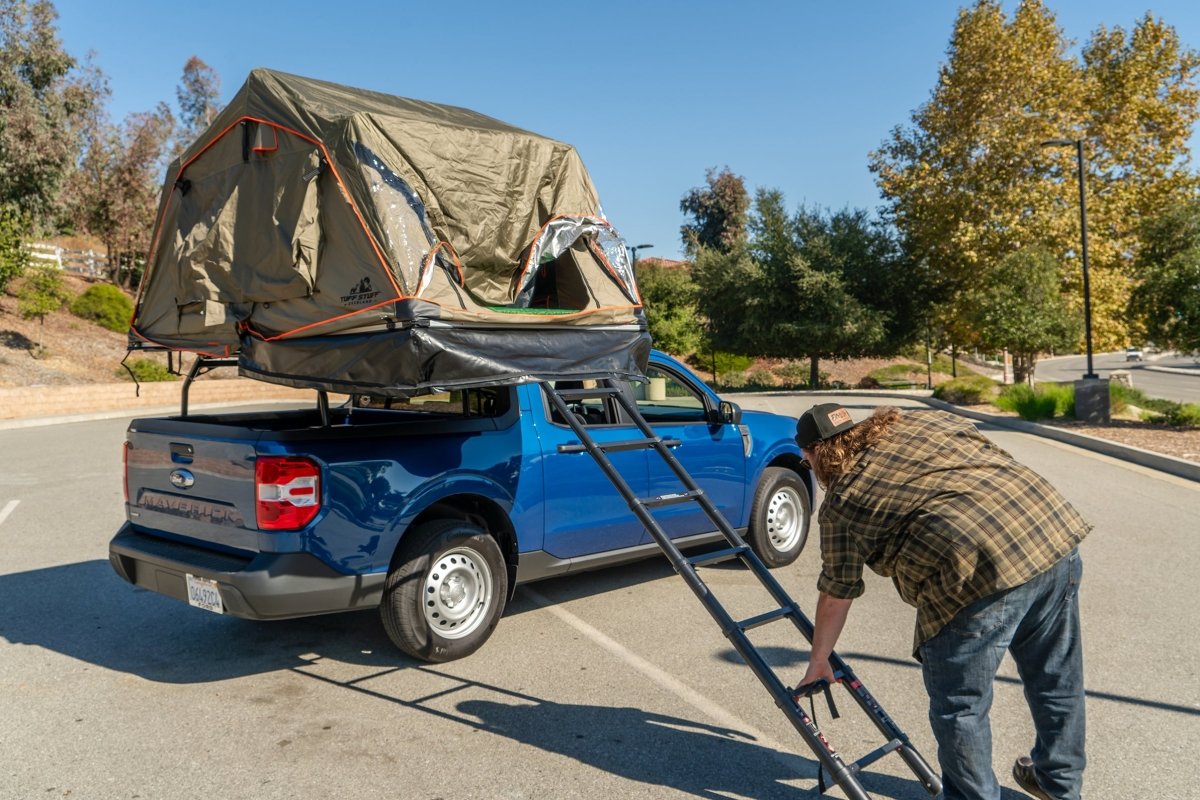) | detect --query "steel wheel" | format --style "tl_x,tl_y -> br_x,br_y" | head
422,546 -> 495,640
765,484 -> 805,553
747,466 -> 812,568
